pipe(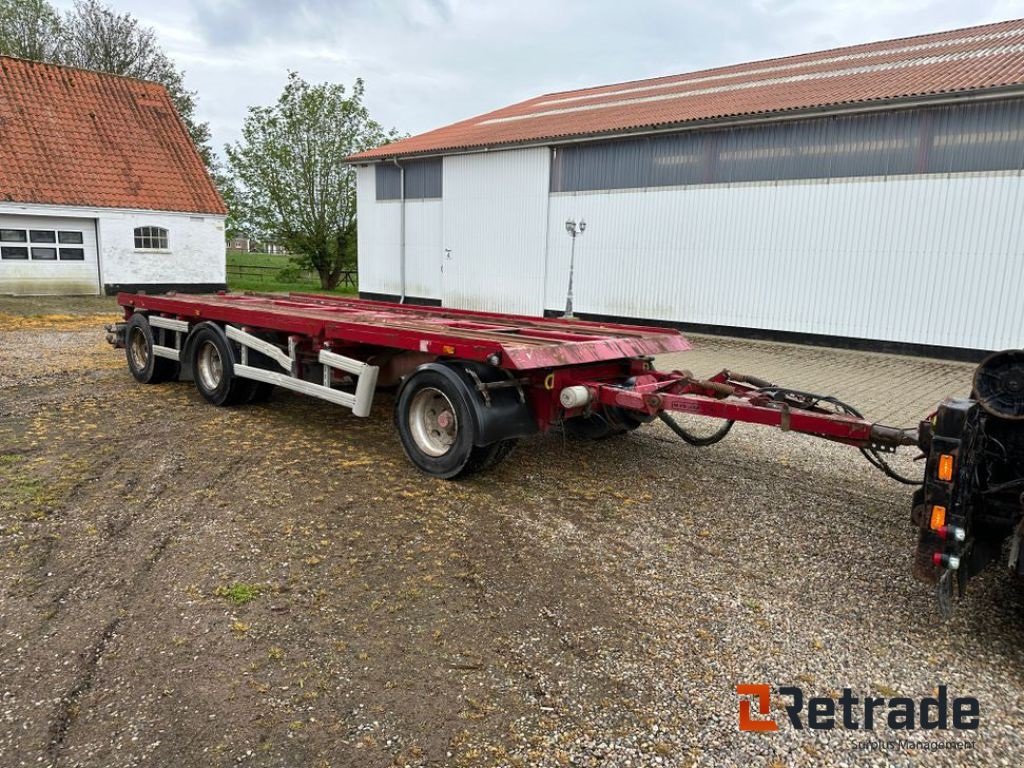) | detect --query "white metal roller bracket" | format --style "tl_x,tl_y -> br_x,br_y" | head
148,315 -> 189,361
225,325 -> 379,417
